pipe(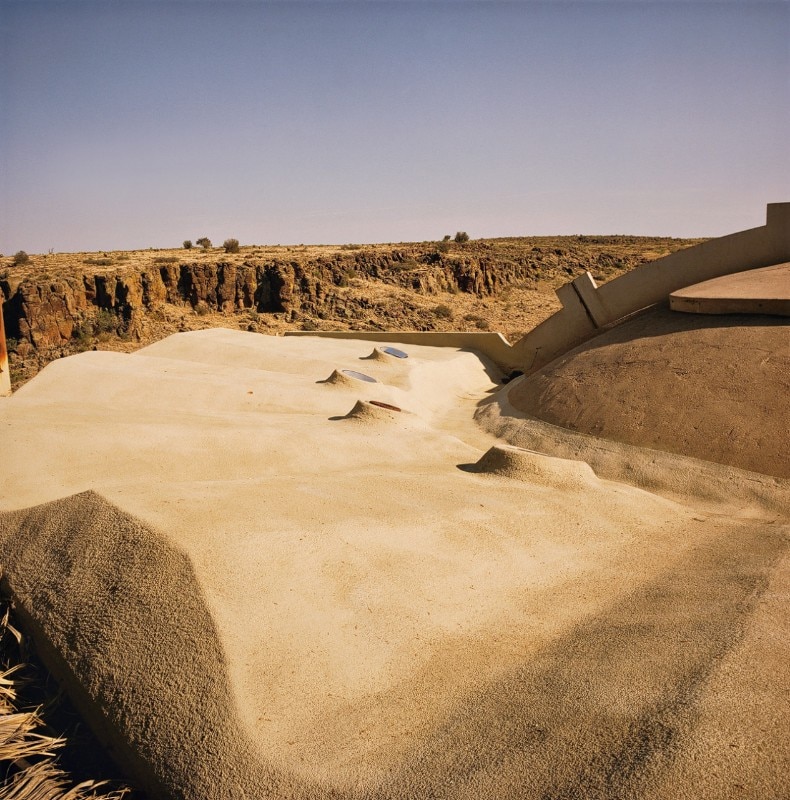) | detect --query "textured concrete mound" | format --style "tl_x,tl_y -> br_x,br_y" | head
341,399 -> 409,424
361,346 -> 409,363
0,491 -> 276,799
472,444 -> 599,490
321,367 -> 379,387
1,328 -> 788,798
508,308 -> 790,477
